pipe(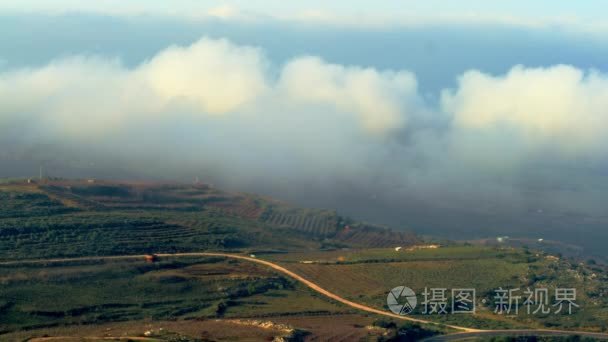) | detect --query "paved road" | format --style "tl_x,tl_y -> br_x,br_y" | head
4,252 -> 608,340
